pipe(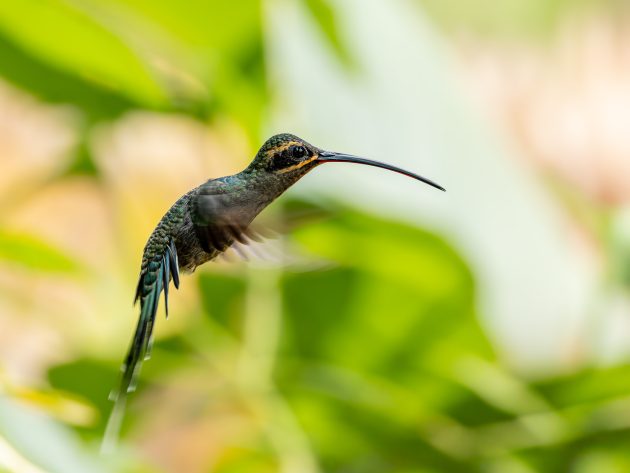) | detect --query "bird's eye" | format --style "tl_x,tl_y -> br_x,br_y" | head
291,145 -> 307,159
271,144 -> 310,171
